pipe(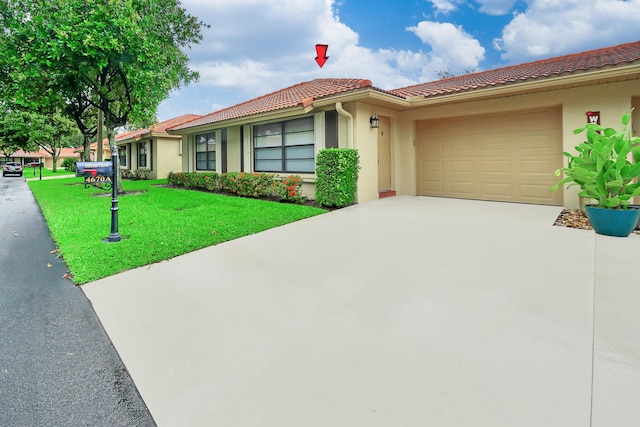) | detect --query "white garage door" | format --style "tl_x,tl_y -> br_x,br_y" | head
416,107 -> 563,205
